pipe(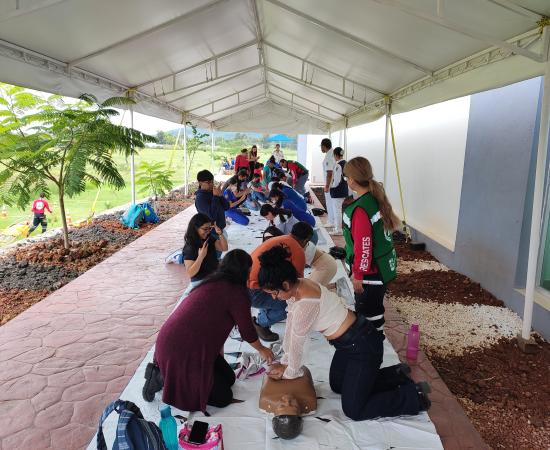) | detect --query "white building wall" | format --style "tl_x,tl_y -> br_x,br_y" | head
307,96 -> 470,251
